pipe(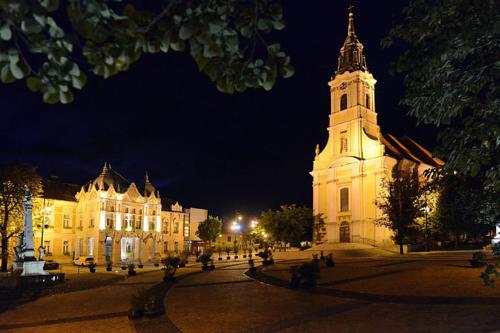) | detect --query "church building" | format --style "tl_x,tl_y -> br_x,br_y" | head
311,9 -> 443,246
